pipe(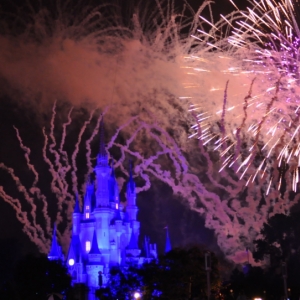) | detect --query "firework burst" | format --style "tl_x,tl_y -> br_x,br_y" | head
189,0 -> 300,192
